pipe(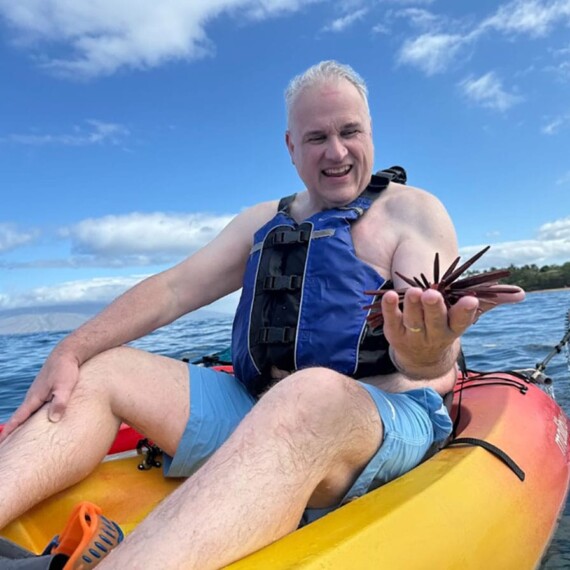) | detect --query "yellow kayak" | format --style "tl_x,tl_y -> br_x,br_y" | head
3,371 -> 569,569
